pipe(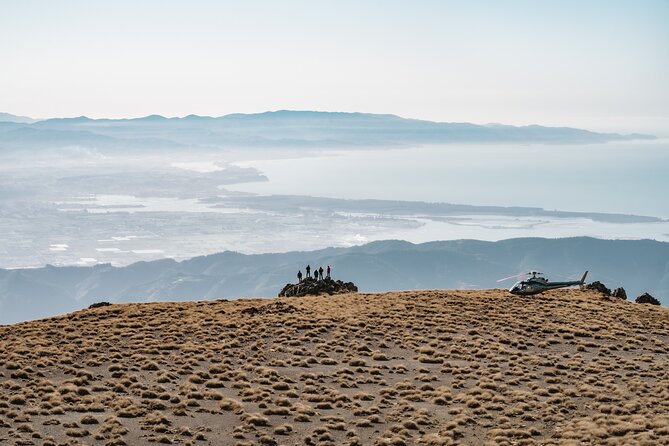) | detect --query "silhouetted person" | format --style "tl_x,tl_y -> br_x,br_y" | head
306,265 -> 311,278
326,265 -> 331,279
297,270 -> 303,283
319,266 -> 324,281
